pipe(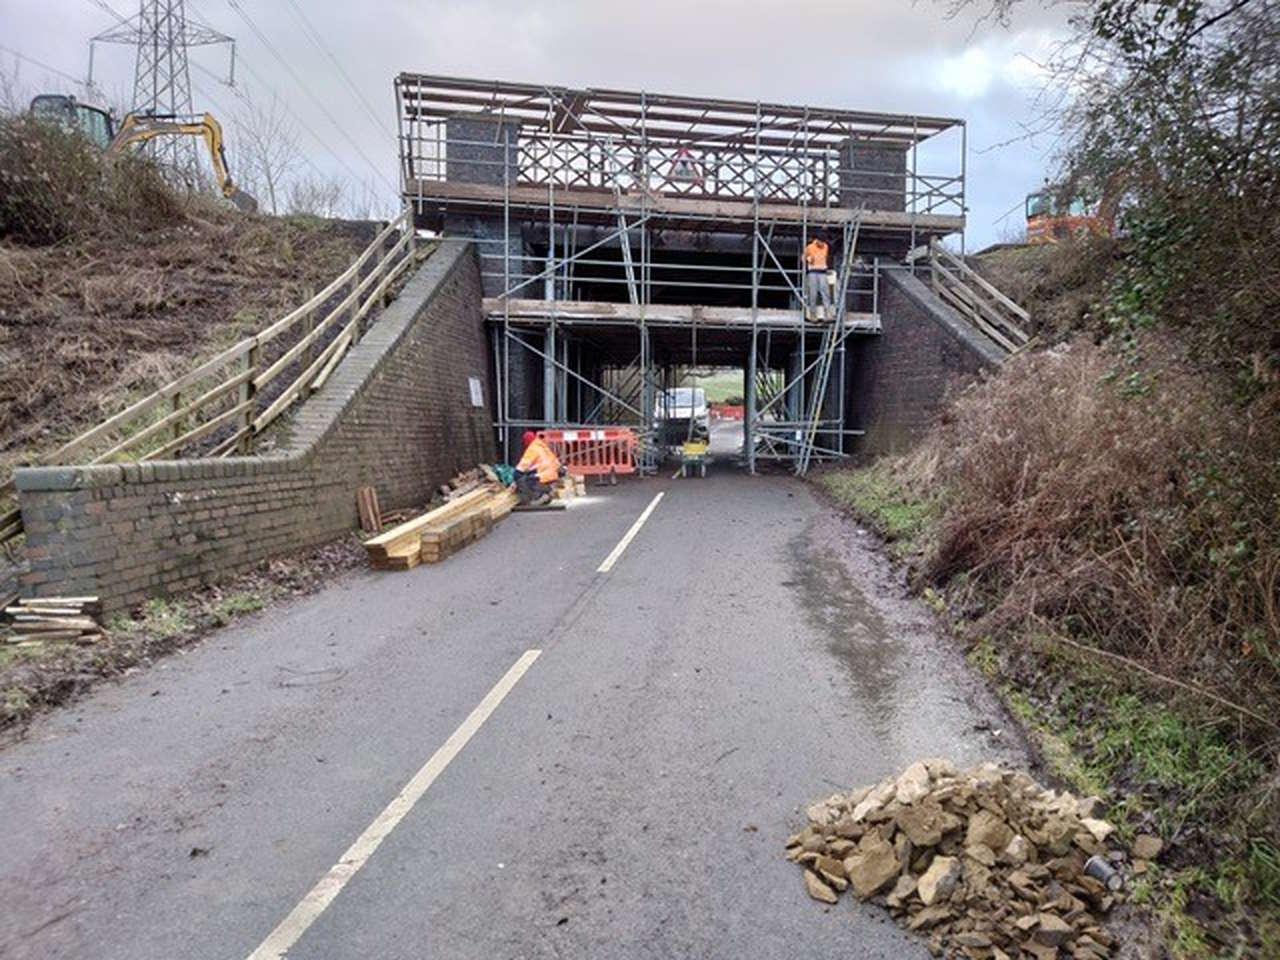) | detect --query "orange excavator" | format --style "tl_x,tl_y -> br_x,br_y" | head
1024,182 -> 1116,243
28,94 -> 258,213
